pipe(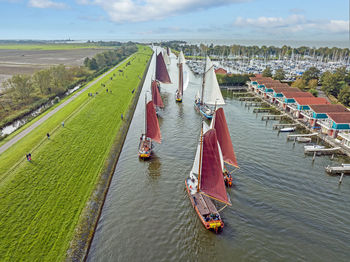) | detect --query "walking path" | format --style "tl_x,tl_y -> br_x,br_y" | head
0,55 -> 133,155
